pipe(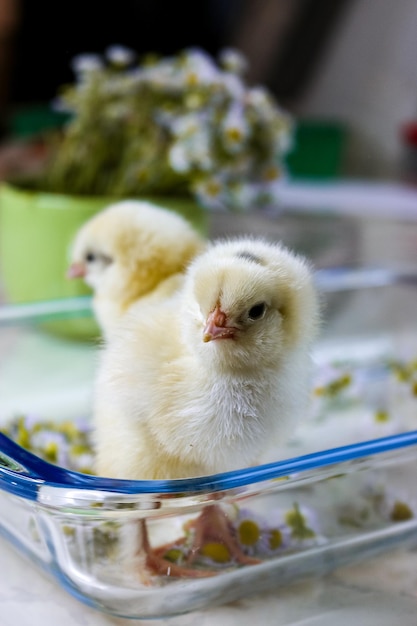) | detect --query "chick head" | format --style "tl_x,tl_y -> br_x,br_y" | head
182,238 -> 319,371
68,200 -> 205,307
